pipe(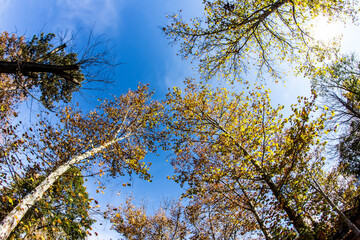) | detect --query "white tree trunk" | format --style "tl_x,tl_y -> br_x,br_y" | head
0,134 -> 129,240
